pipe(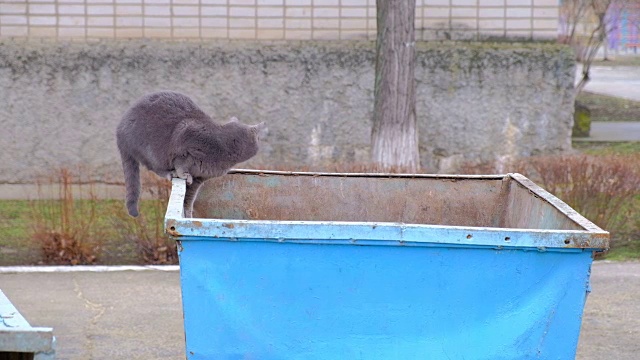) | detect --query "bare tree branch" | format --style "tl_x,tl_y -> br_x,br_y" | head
559,0 -> 626,94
